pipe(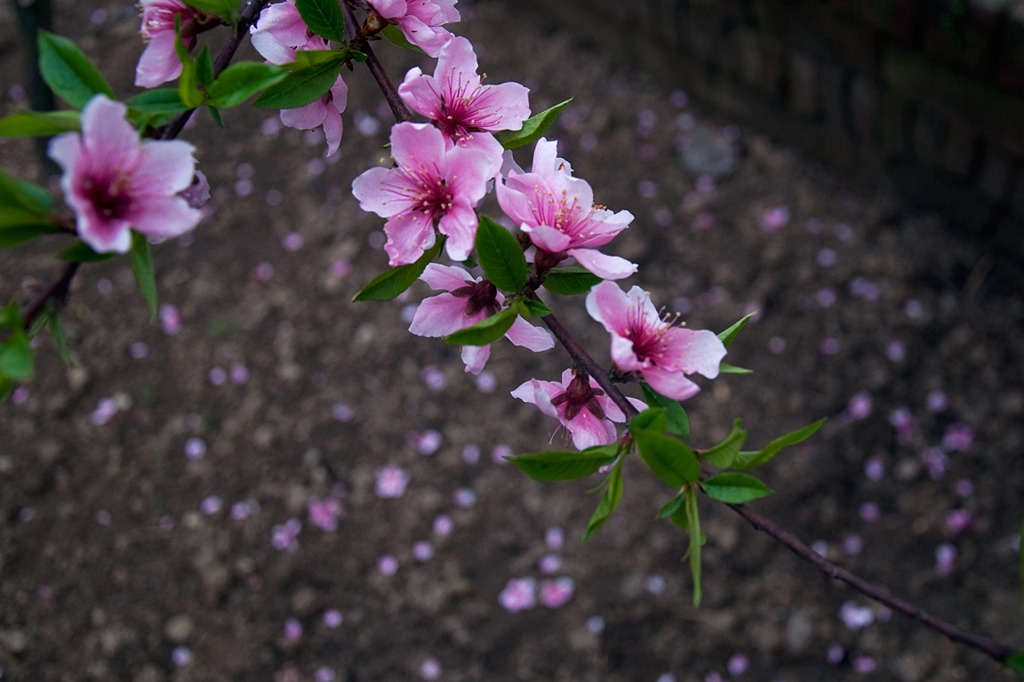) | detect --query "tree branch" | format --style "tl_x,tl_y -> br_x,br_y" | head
341,0 -> 412,123
726,501 -> 1015,664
